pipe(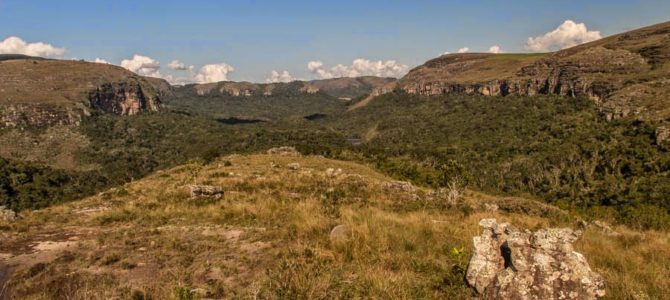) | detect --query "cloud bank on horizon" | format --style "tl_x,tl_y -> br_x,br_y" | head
0,19 -> 604,83
524,20 -> 602,52
0,36 -> 65,58
307,59 -> 410,79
